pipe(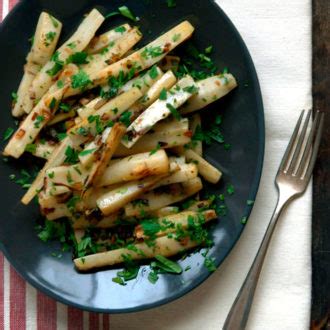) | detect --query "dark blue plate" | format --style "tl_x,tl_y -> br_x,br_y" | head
0,0 -> 264,313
